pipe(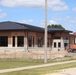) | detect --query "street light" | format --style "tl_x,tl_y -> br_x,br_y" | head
44,0 -> 48,63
